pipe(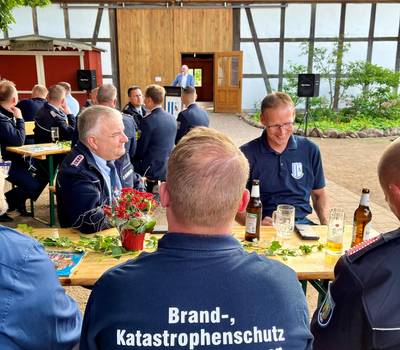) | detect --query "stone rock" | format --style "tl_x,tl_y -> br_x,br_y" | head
309,127 -> 324,138
337,132 -> 347,138
346,131 -> 358,138
366,128 -> 384,137
357,131 -> 368,138
325,129 -> 339,138
295,129 -> 305,136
